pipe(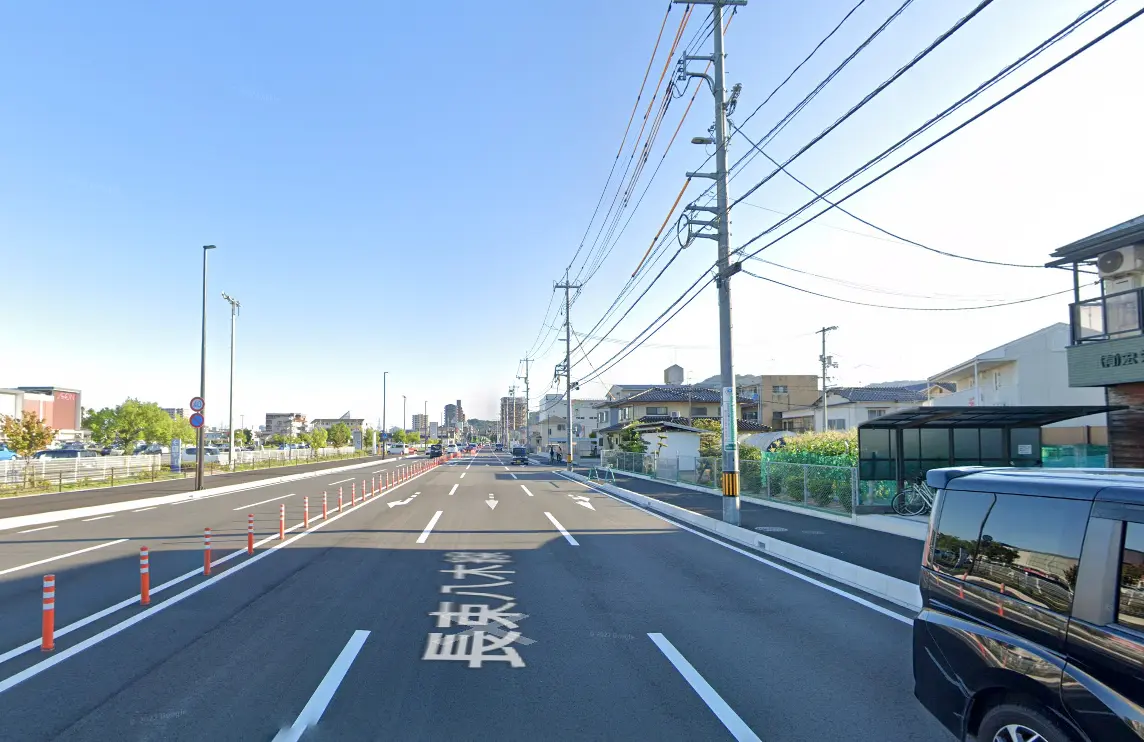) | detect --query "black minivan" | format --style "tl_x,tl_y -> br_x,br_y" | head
914,467 -> 1144,742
